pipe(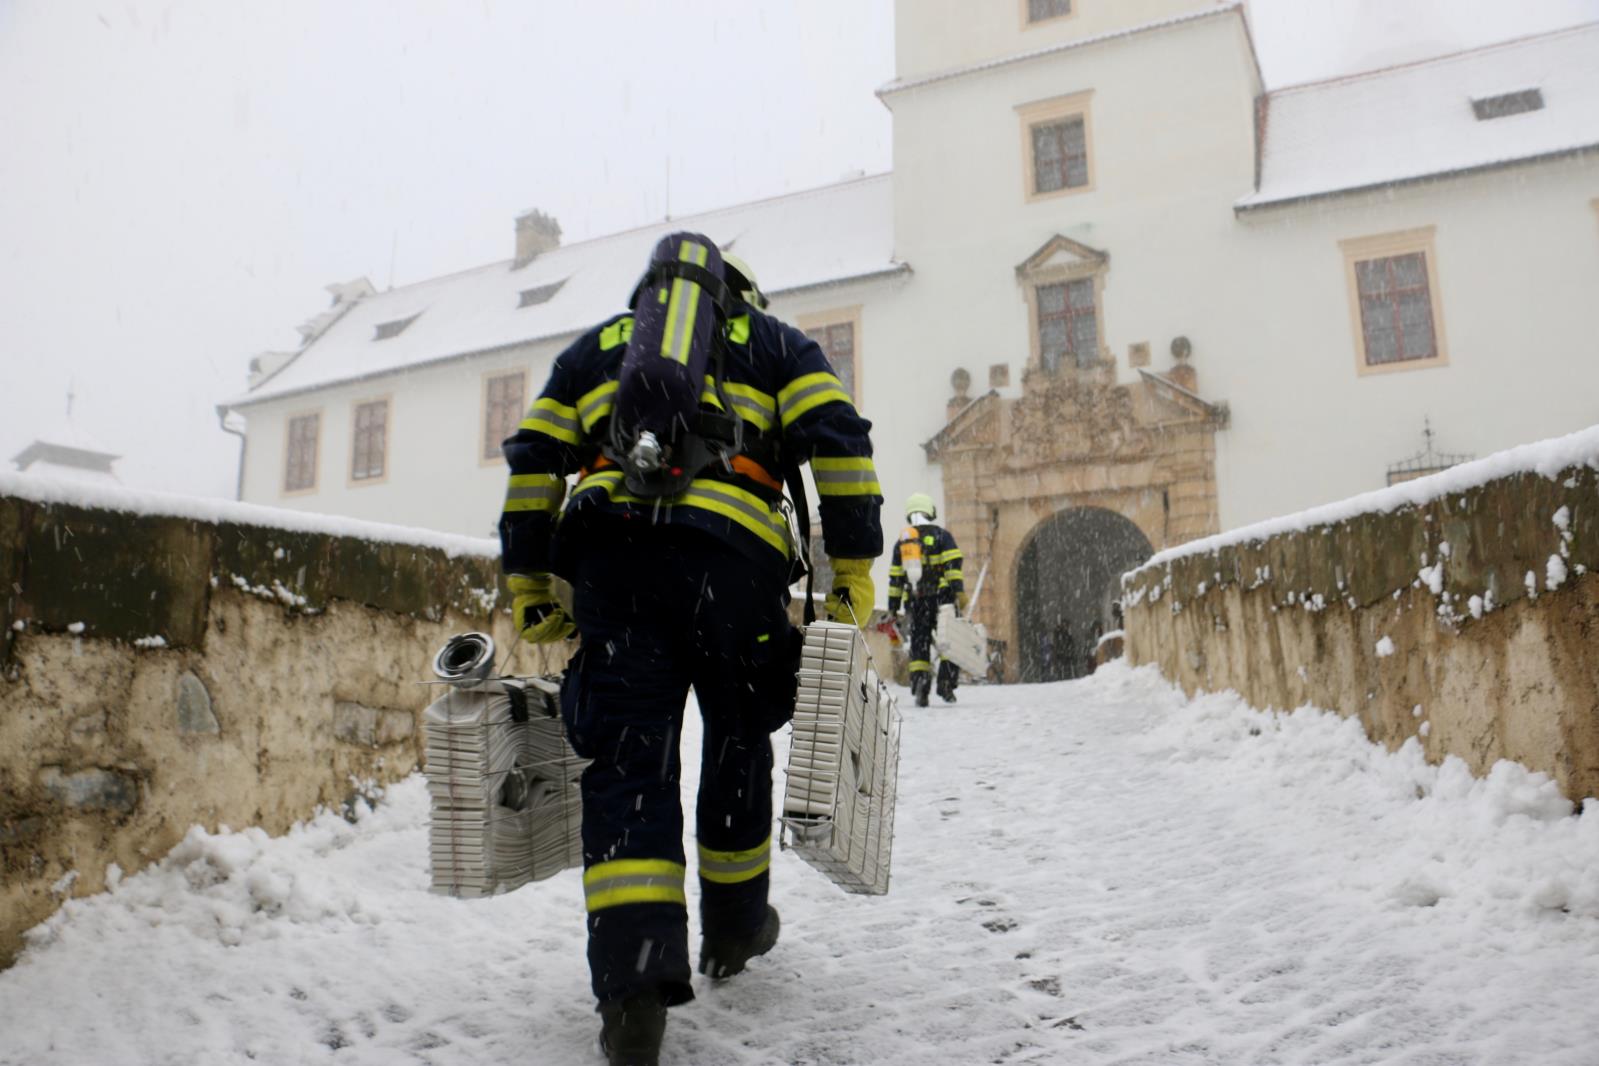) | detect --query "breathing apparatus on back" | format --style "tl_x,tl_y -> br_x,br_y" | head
606,231 -> 745,497
901,493 -> 938,588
